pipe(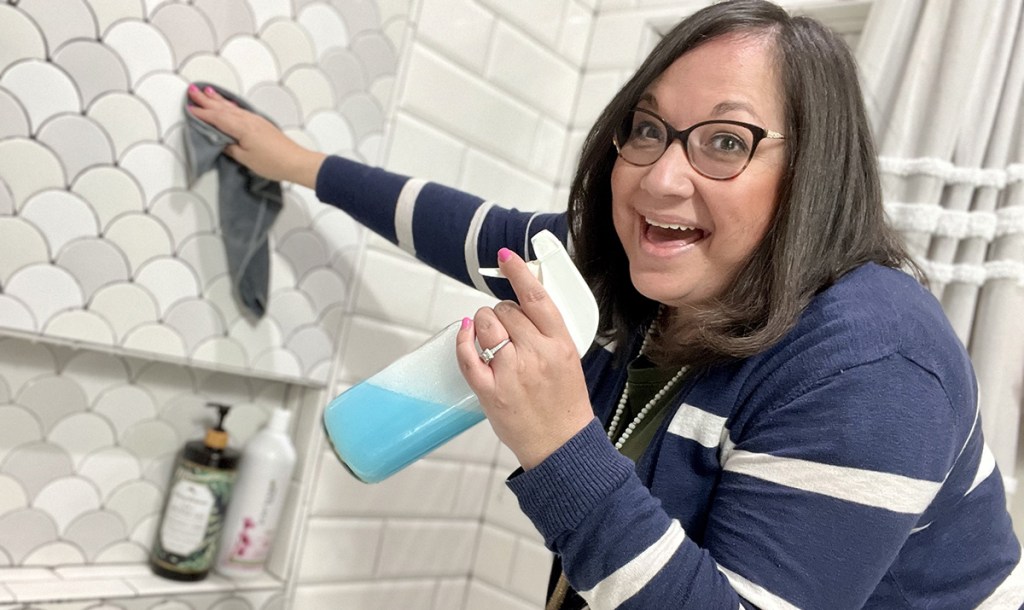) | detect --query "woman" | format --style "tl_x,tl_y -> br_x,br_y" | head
188,1 -> 1022,607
